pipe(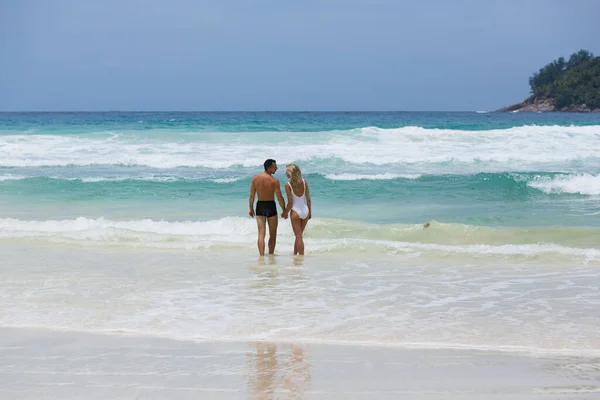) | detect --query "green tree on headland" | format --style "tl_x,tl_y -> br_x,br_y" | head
528,50 -> 600,109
